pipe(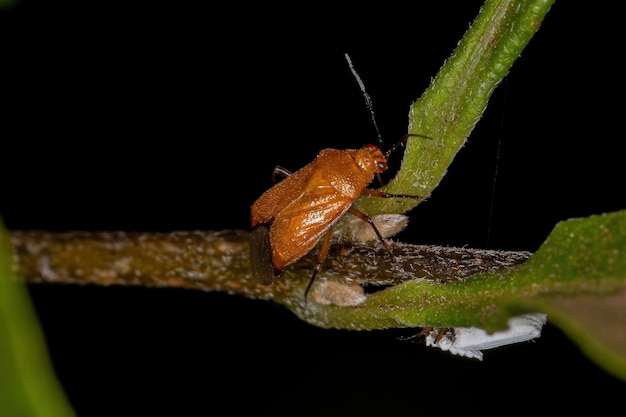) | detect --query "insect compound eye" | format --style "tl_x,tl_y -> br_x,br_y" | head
376,161 -> 387,171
